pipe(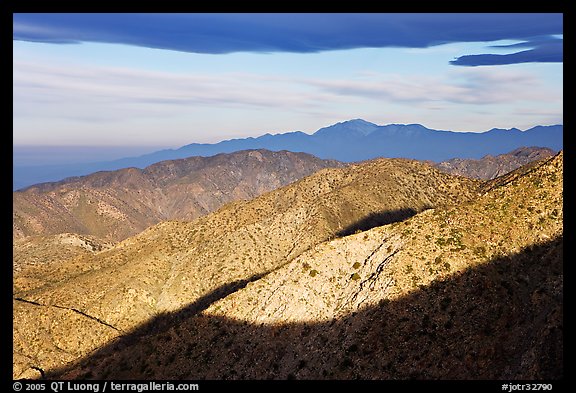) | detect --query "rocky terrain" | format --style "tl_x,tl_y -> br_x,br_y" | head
13,156 -> 480,379
13,146 -> 554,247
13,233 -> 112,274
435,146 -> 555,180
47,152 -> 562,380
13,150 -> 344,242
